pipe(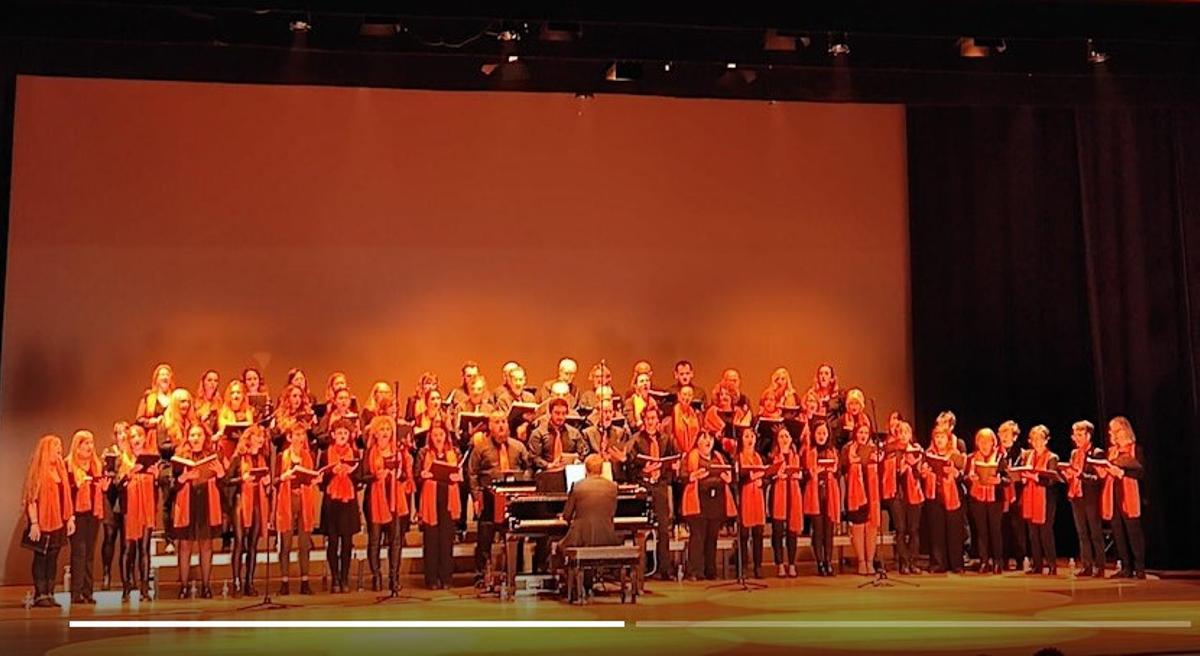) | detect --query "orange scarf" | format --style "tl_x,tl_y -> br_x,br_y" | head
367,446 -> 409,524
419,448 -> 462,526
969,450 -> 1000,503
173,476 -> 222,529
36,466 -> 73,532
1021,449 -> 1053,525
122,453 -> 157,537
882,452 -> 898,500
681,449 -> 736,518
1101,445 -> 1141,520
923,449 -> 962,511
276,448 -> 317,533
1067,447 -> 1088,499
770,450 -> 803,532
803,448 -> 842,521
846,444 -> 882,525
72,459 -> 105,519
739,451 -> 766,527
238,452 -> 270,536
672,405 -> 700,453
325,443 -> 357,502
